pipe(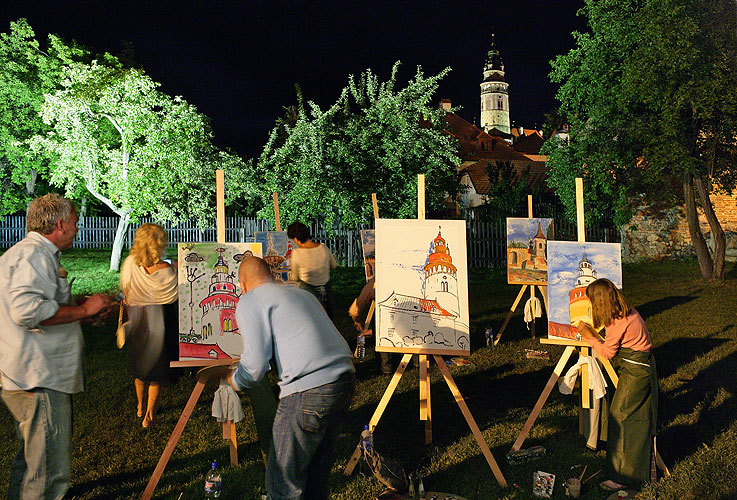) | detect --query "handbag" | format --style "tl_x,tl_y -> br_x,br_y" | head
116,303 -> 128,349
